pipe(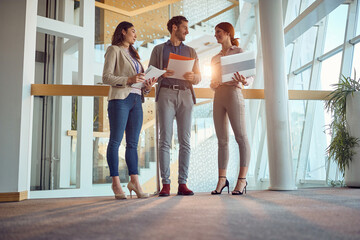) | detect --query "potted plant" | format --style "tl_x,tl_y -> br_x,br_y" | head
325,74 -> 360,187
